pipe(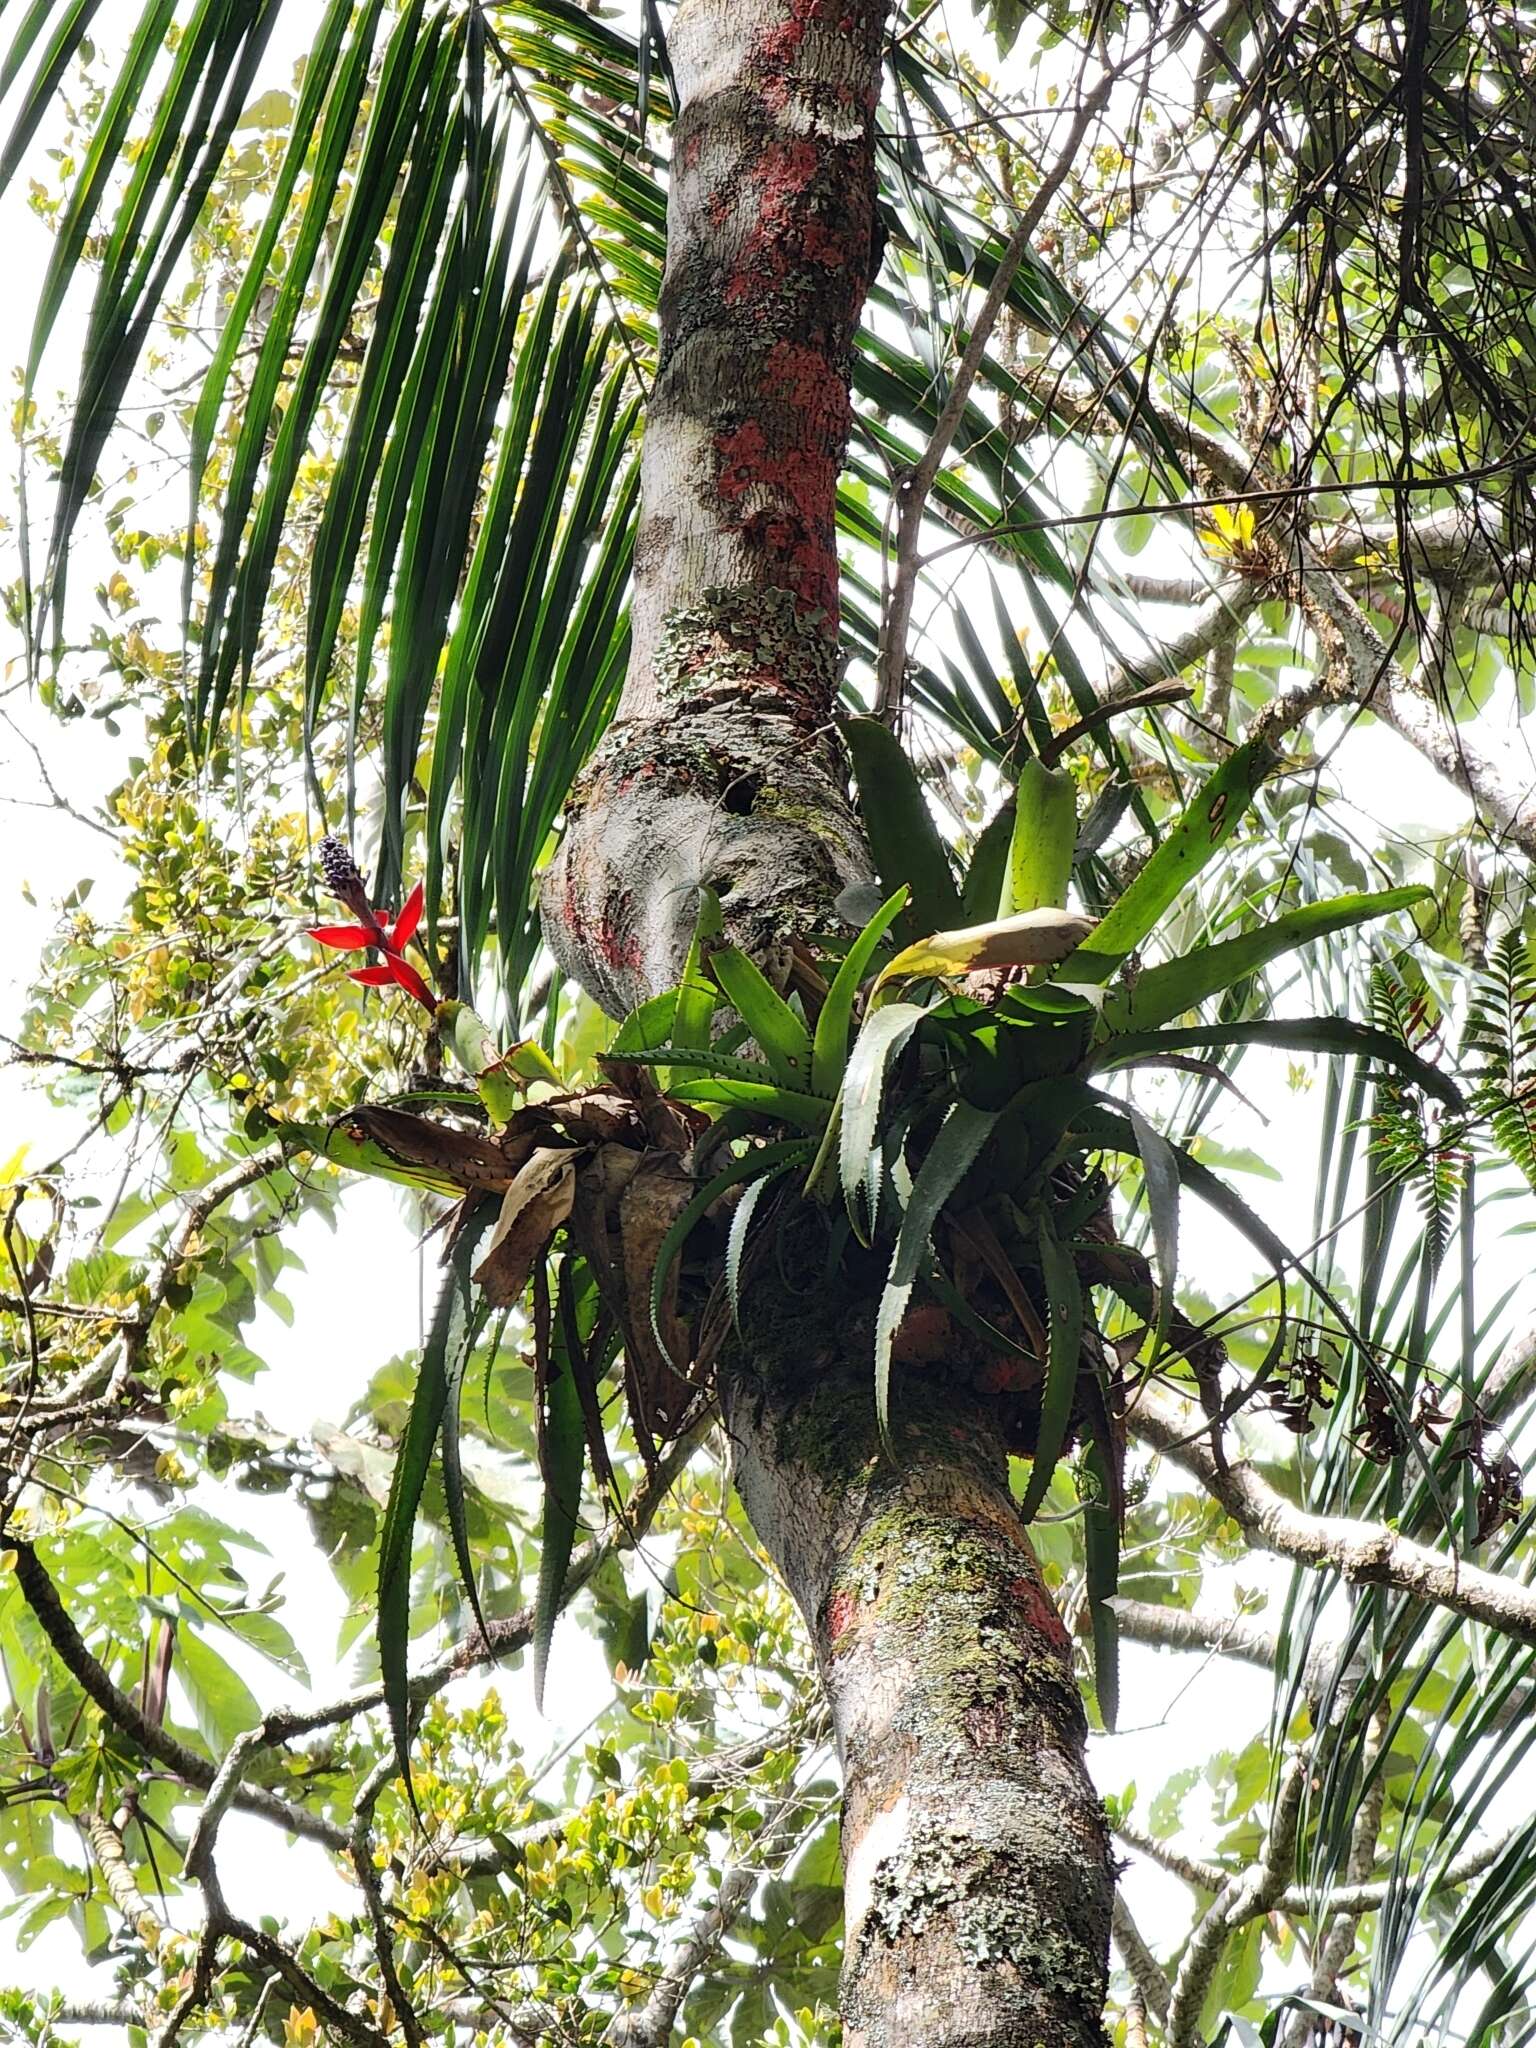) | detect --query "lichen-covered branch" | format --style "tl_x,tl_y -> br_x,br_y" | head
1166,1752 -> 1307,2048
874,64 -> 1117,726
1110,1893 -> 1171,2029
607,1786 -> 824,2047
8,1425 -> 701,1865
1133,1384 -> 1536,1648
